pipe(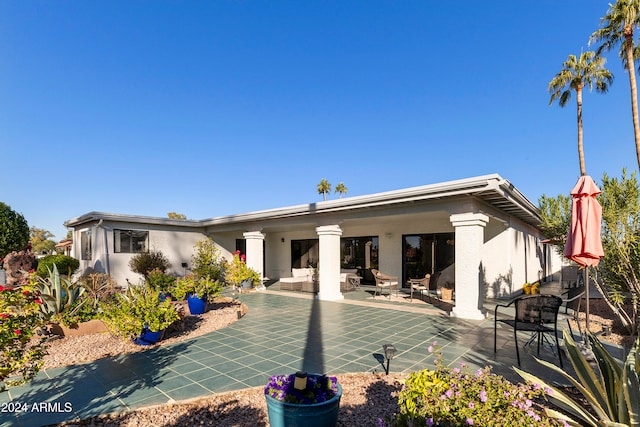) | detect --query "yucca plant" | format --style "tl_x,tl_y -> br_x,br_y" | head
516,330 -> 640,427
